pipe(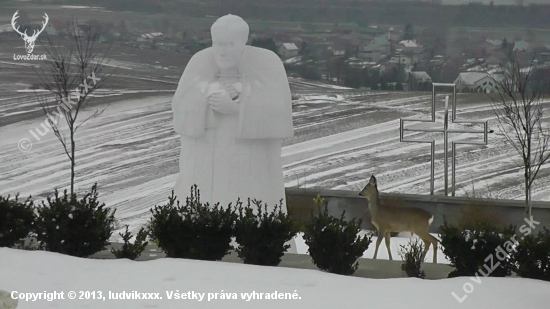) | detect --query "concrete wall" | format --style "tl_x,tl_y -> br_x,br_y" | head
285,188 -> 550,233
